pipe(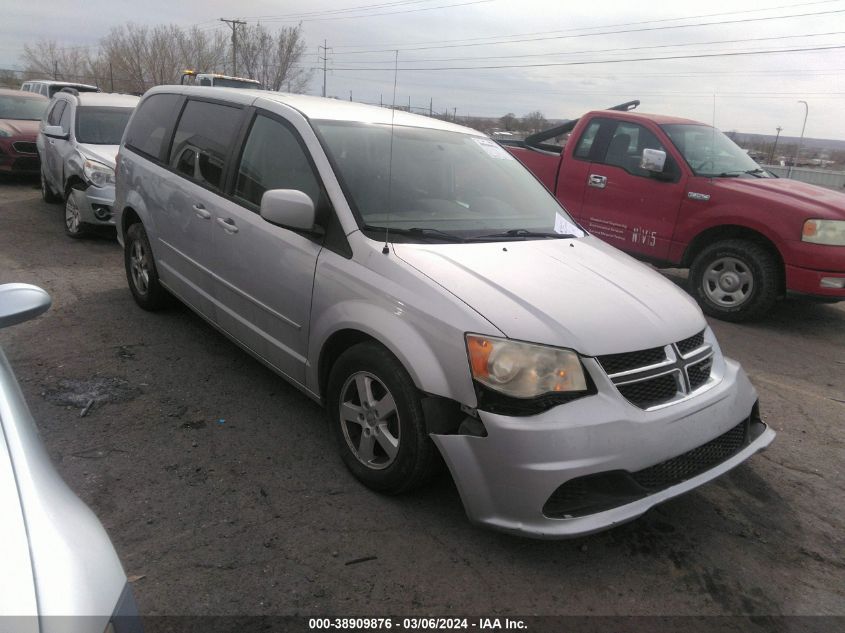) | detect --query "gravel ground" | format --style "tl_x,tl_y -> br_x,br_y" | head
1,177 -> 843,618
